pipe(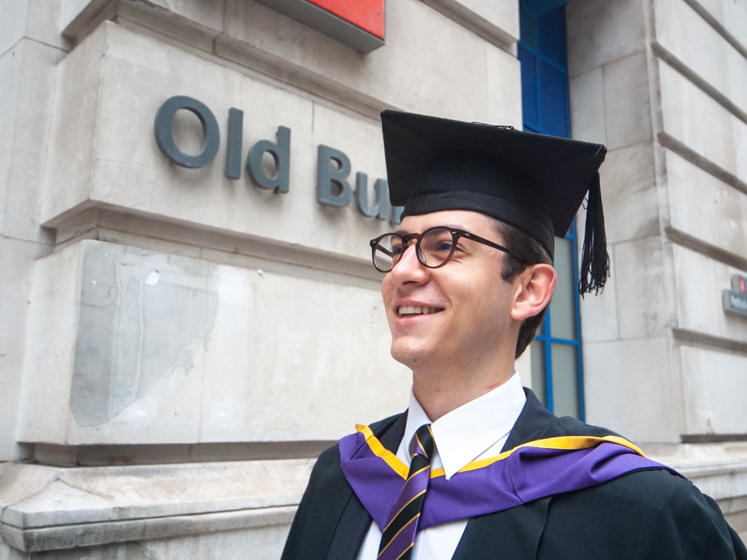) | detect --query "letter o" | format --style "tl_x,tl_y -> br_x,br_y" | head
154,96 -> 220,168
